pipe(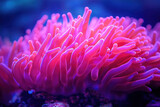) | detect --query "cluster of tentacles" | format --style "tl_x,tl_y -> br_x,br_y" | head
0,7 -> 160,102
